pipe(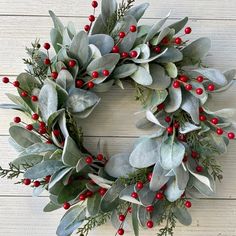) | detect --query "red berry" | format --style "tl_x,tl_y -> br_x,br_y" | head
130,25 -> 137,32
32,113 -> 39,120
173,80 -> 180,88
13,81 -> 20,87
79,194 -> 86,201
183,155 -> 188,162
207,84 -> 215,91
86,156 -> 93,164
165,116 -> 171,123
39,127 -> 47,134
185,84 -> 192,91
88,81 -> 95,89
2,77 -> 9,83
146,205 -> 154,212
43,42 -> 50,50
197,76 -> 204,83
136,181 -> 144,190
216,128 -> 224,135
191,151 -> 198,159
119,32 -> 126,38
179,75 -> 189,82
199,107 -> 204,113
167,126 -> 173,134
128,206 -> 132,213
199,115 -> 206,121
23,178 -> 31,186
92,1 -> 98,8
118,228 -> 124,235
26,124 -> 33,131
130,50 -> 138,58
39,122 -> 46,128
156,192 -> 164,200
154,46 -> 161,53
63,202 -> 71,210
86,190 -> 93,197
76,80 -> 84,88
185,201 -> 192,208
147,172 -> 153,182
89,15 -> 95,22
45,175 -> 51,183
121,52 -> 129,58
112,45 -> 120,53
131,192 -> 138,199
84,25 -> 90,32
175,37 -> 182,45
119,214 -> 125,222
14,117 -> 21,123
99,188 -> 107,196
21,91 -> 28,97
31,95 -> 38,102
211,118 -> 219,125
92,71 -> 99,78
51,71 -> 58,80
185,27 -> 192,34
196,88 -> 203,95
97,154 -> 104,161
102,70 -> 110,76
146,220 -> 154,228
196,166 -> 203,173
161,37 -> 169,44
157,103 -> 165,110
33,181 -> 40,187
68,60 -> 76,68
228,132 -> 235,140
178,134 -> 187,142
44,58 -> 51,65
174,121 -> 180,129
